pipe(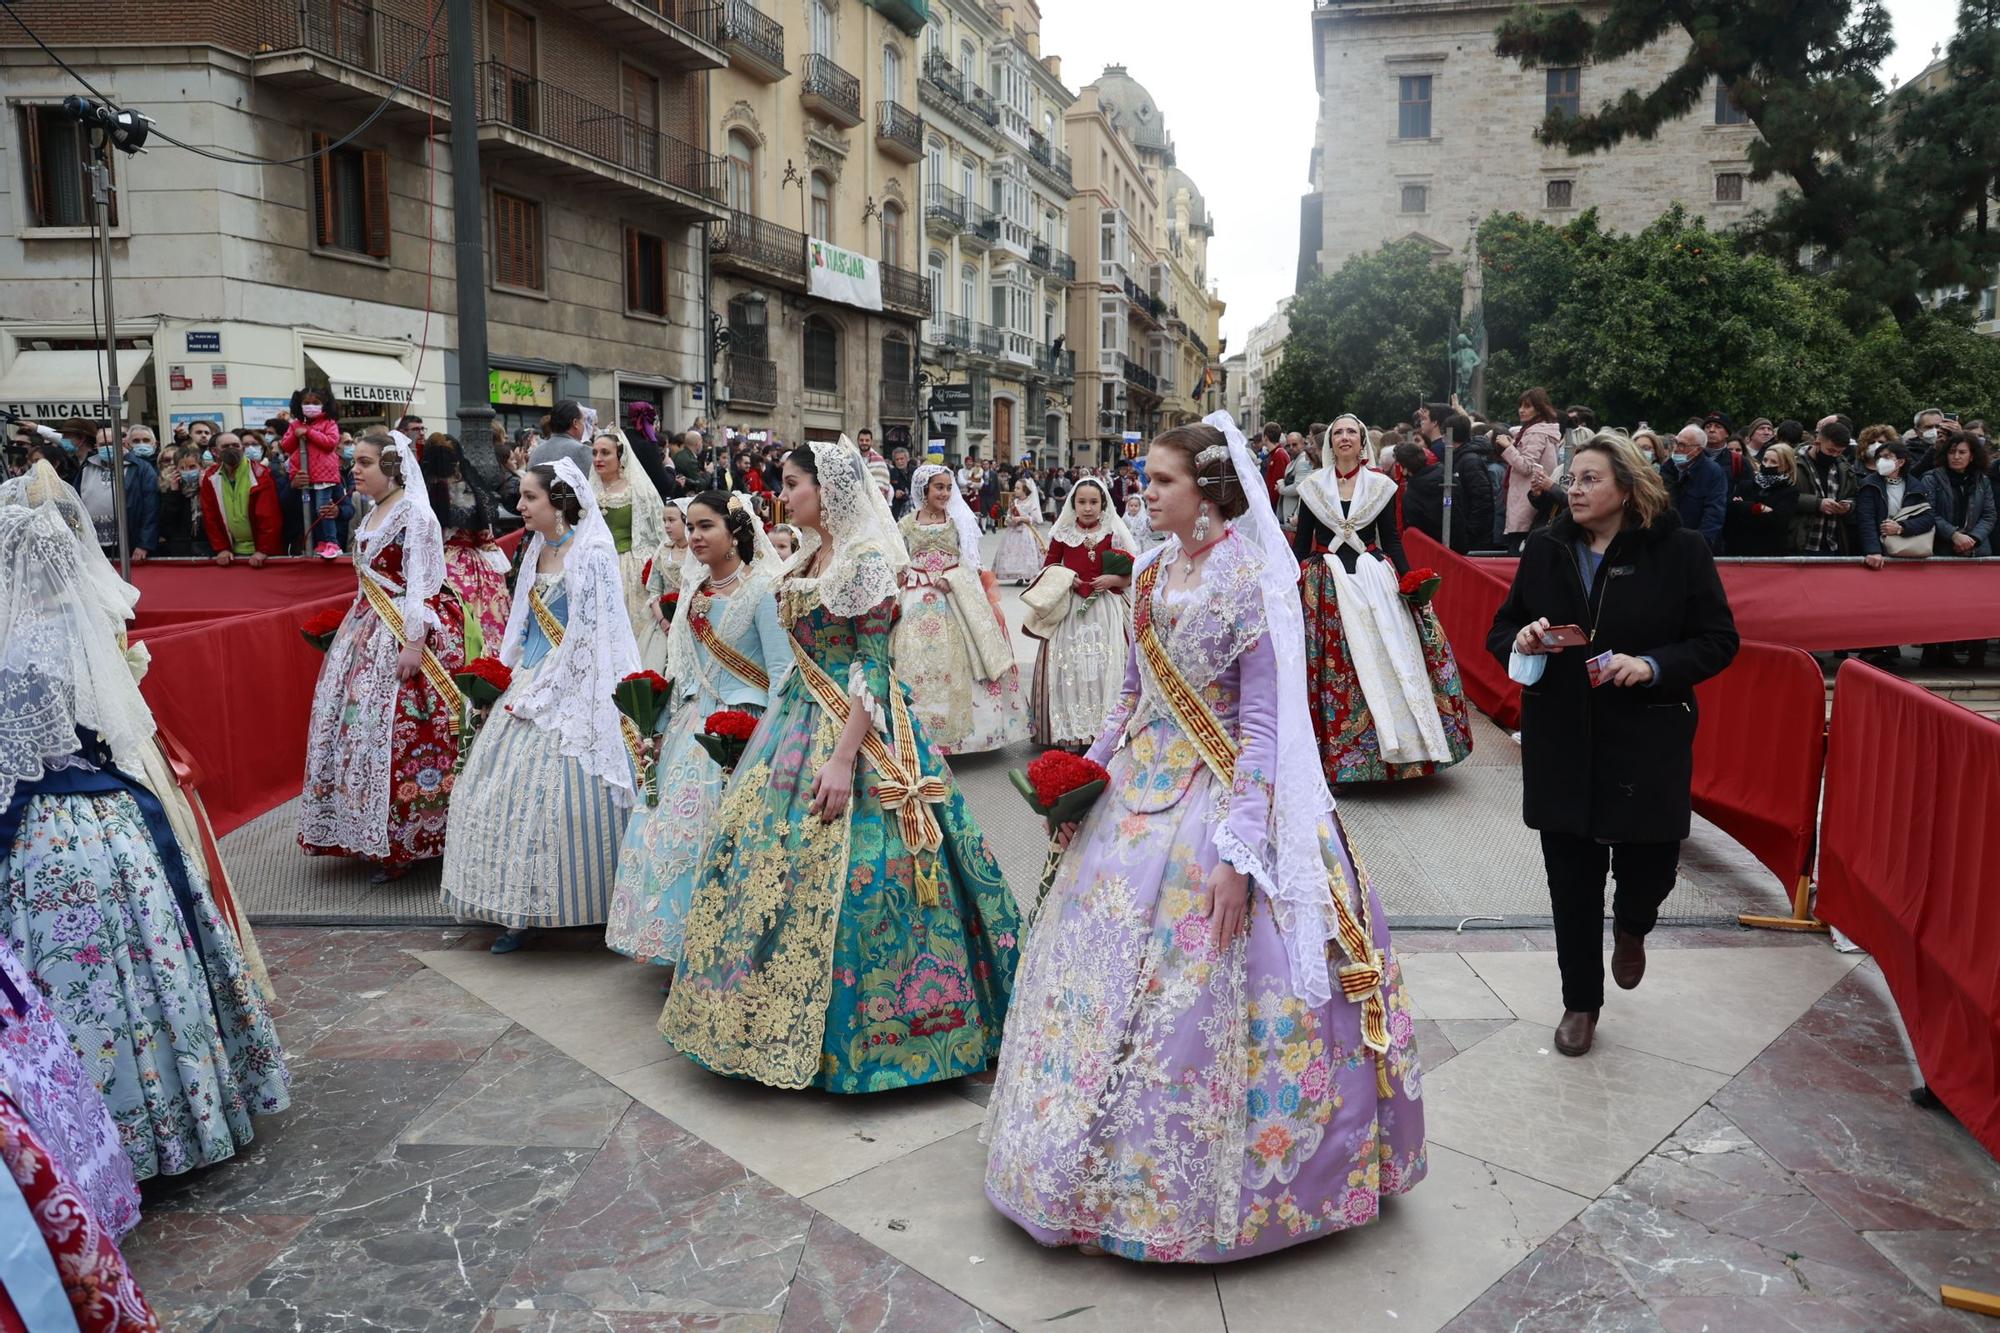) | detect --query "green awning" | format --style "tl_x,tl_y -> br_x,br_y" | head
865,0 -> 929,38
